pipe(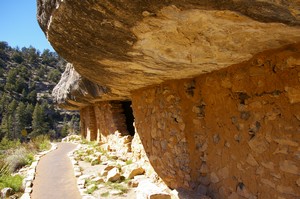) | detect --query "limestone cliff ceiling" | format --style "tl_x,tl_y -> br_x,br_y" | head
38,0 -> 300,101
